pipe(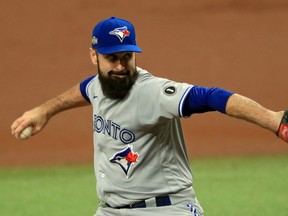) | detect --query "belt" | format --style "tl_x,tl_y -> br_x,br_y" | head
109,195 -> 171,209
